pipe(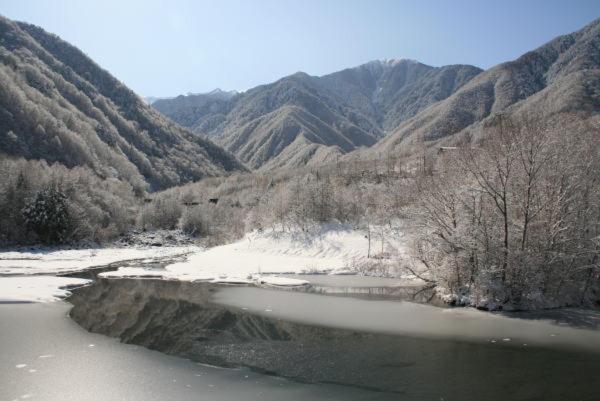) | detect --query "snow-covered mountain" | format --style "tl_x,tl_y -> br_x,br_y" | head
154,60 -> 481,170
0,16 -> 245,190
